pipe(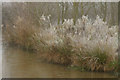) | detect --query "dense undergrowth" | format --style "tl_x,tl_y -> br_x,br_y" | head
3,15 -> 118,72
